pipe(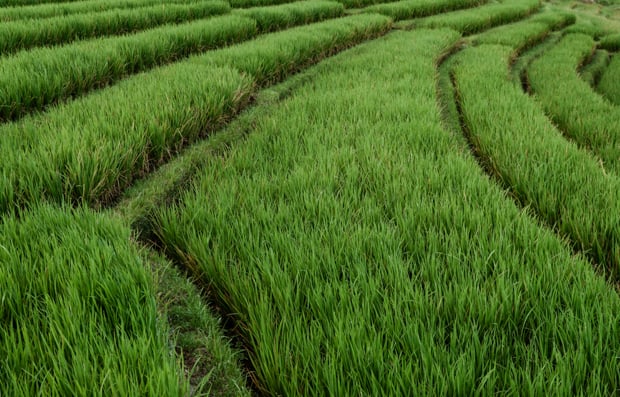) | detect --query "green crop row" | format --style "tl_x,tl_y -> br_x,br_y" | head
473,11 -> 575,51
527,33 -> 620,175
152,29 -> 620,394
363,0 -> 484,22
1,0 -> 84,6
452,43 -> 620,277
564,14 -> 616,39
600,32 -> 620,50
0,14 -> 391,213
0,205 -> 186,395
597,53 -> 620,104
0,0 -> 210,22
0,14 -> 255,122
0,0 -> 347,123
228,0 -> 302,8
234,0 -> 344,32
404,0 -> 541,34
0,1 -> 230,55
